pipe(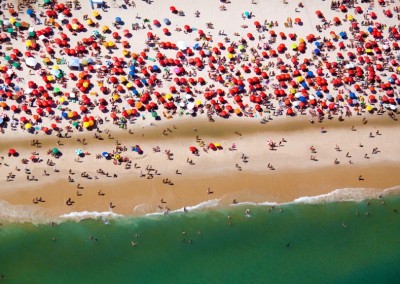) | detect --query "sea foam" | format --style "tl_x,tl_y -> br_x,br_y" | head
60,211 -> 123,220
